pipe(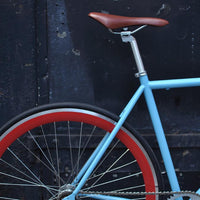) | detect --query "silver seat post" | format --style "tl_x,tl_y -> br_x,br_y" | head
121,33 -> 147,77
